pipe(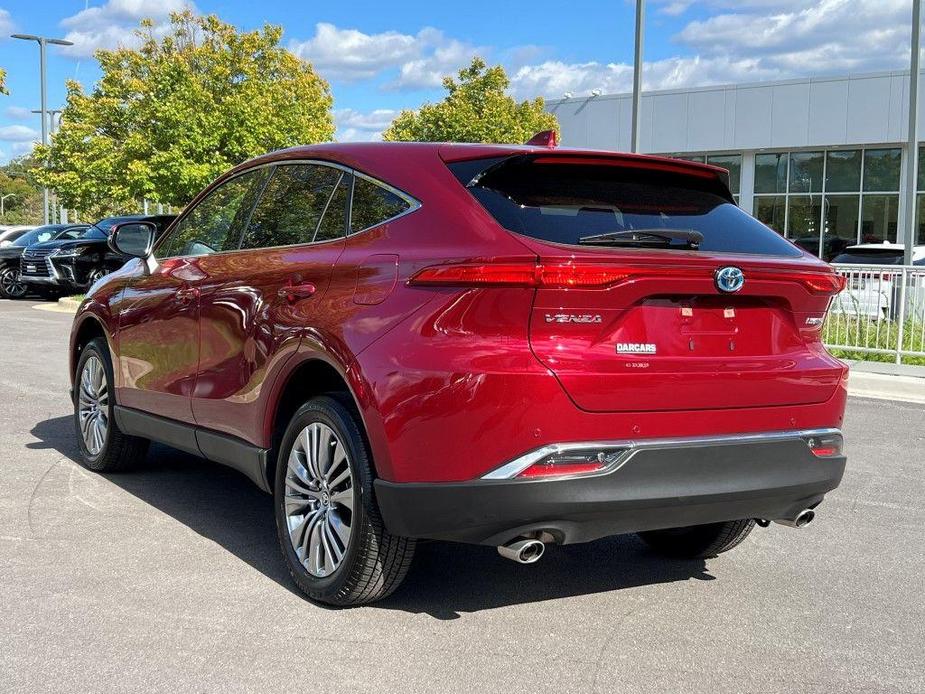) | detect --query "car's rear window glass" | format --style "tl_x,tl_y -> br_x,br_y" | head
350,176 -> 411,234
451,156 -> 802,257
